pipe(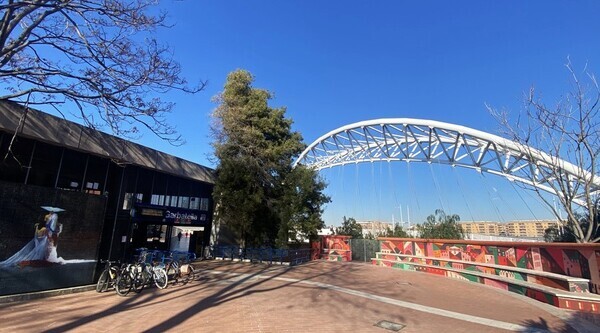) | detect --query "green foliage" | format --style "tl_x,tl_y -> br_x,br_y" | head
544,226 -> 563,242
336,216 -> 363,239
364,233 -> 376,240
211,70 -> 329,248
544,210 -> 599,243
418,209 -> 463,240
385,224 -> 409,238
277,166 -> 331,246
